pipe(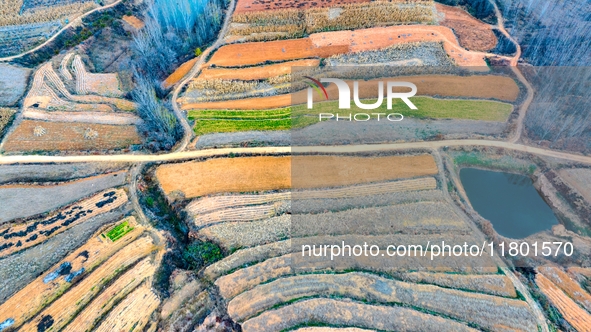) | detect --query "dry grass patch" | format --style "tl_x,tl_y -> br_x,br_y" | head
2,120 -> 141,152
21,236 -> 157,332
402,271 -> 516,297
436,3 -> 497,51
122,15 -> 144,29
0,217 -> 144,329
228,272 -> 536,330
157,155 -> 437,199
241,298 -> 478,332
539,265 -> 591,312
536,273 -> 591,331
0,189 -> 128,257
163,57 -> 199,88
93,283 -> 161,332
558,168 -> 591,204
